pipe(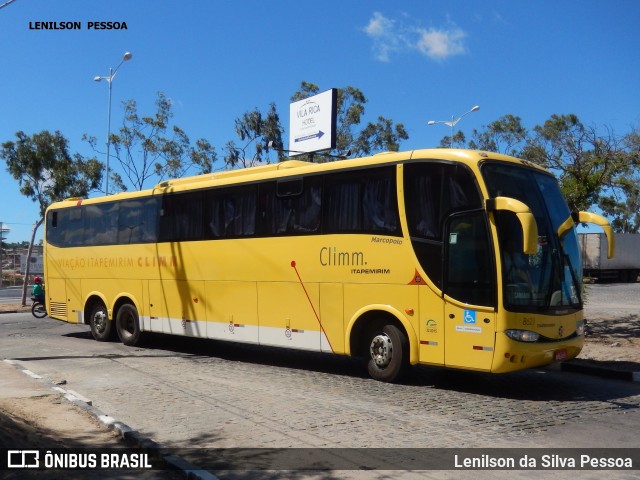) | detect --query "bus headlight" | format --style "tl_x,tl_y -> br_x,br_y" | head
505,329 -> 540,342
576,320 -> 585,336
